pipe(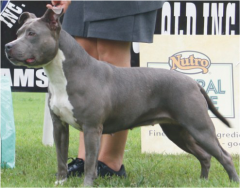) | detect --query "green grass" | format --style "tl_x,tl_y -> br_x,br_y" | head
1,92 -> 239,187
